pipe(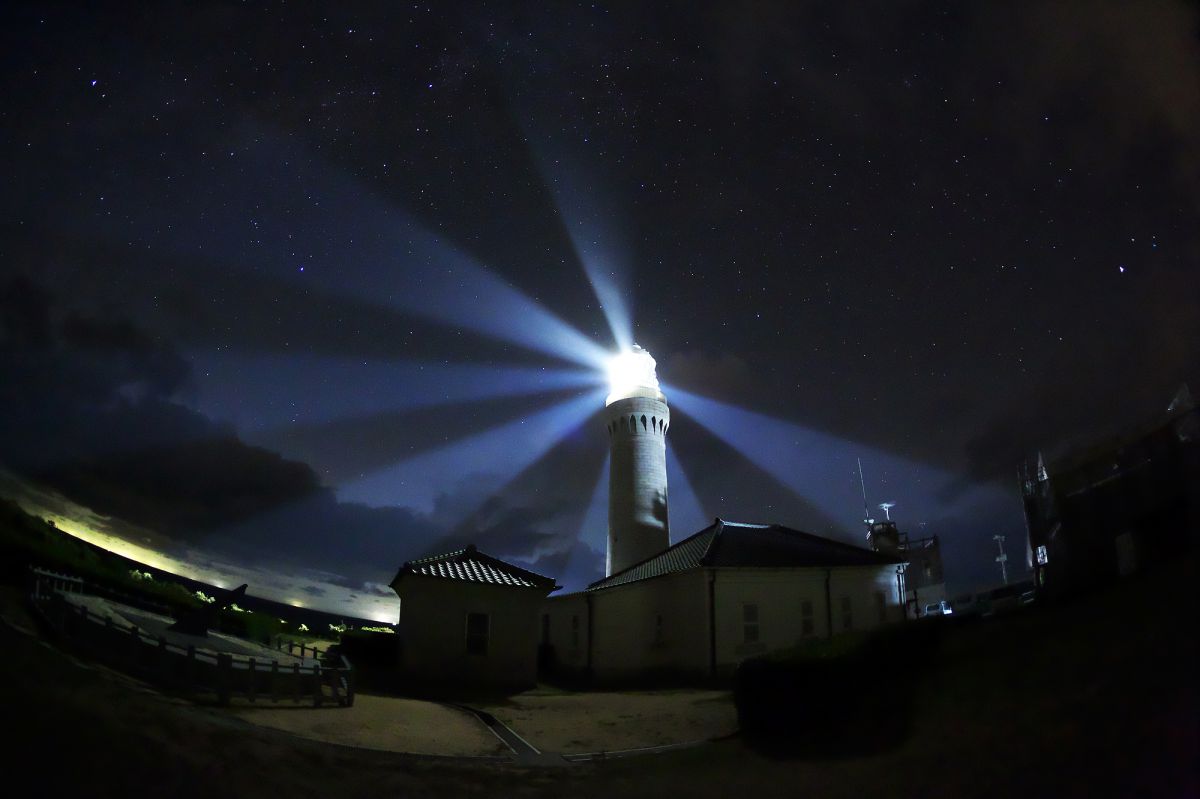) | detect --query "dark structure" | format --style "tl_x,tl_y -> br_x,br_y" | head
1020,388 -> 1200,596
867,520 -> 946,616
167,583 -> 248,636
